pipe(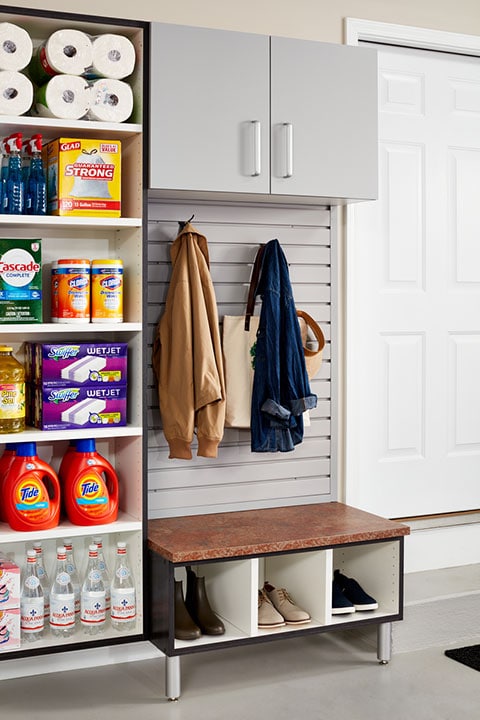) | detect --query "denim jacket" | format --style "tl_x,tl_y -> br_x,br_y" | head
251,239 -> 317,452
